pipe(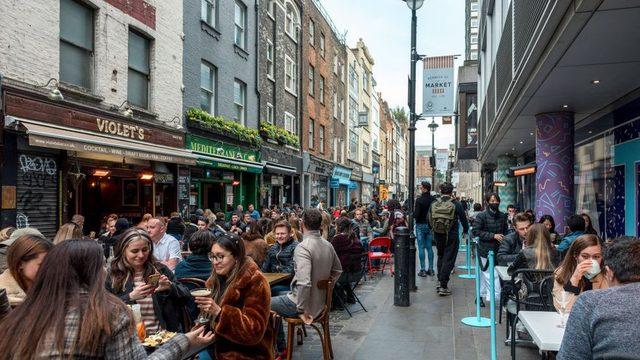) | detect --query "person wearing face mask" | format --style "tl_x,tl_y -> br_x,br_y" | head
553,234 -> 608,312
472,193 -> 509,303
